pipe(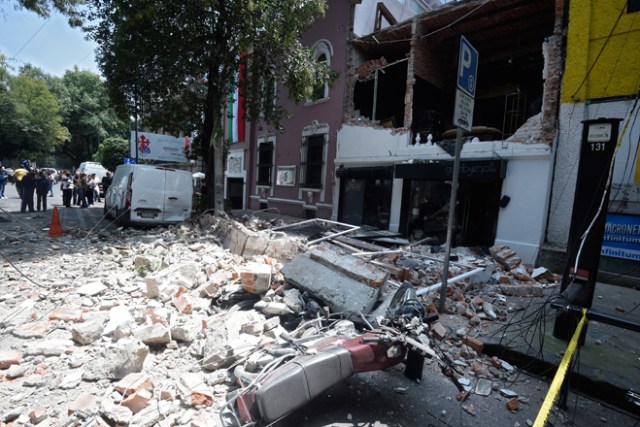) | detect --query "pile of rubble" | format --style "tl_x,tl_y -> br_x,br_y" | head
0,213 -> 559,426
